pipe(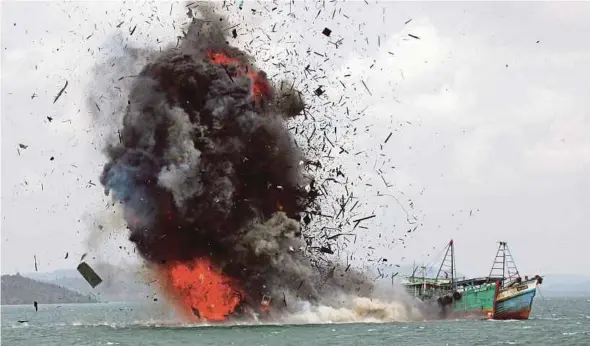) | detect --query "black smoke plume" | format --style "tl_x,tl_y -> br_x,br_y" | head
99,7 -> 371,317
